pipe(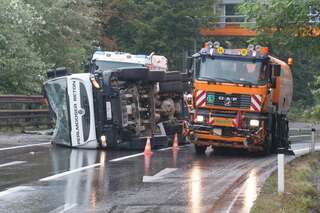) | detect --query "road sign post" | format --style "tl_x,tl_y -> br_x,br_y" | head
311,128 -> 316,153
277,148 -> 285,193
